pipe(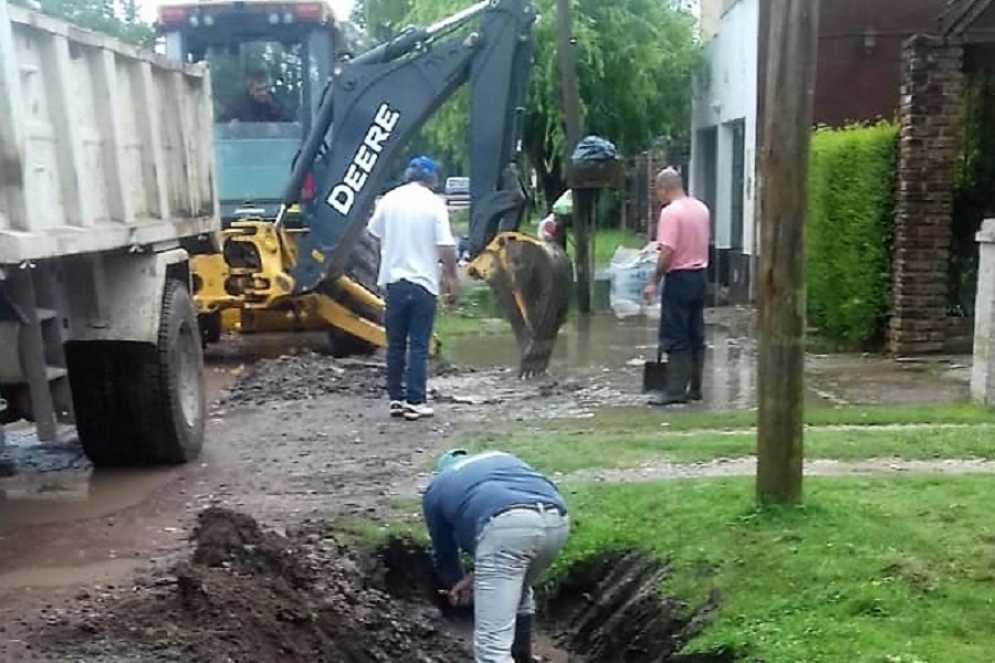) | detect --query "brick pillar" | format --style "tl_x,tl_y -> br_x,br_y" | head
889,35 -> 964,355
